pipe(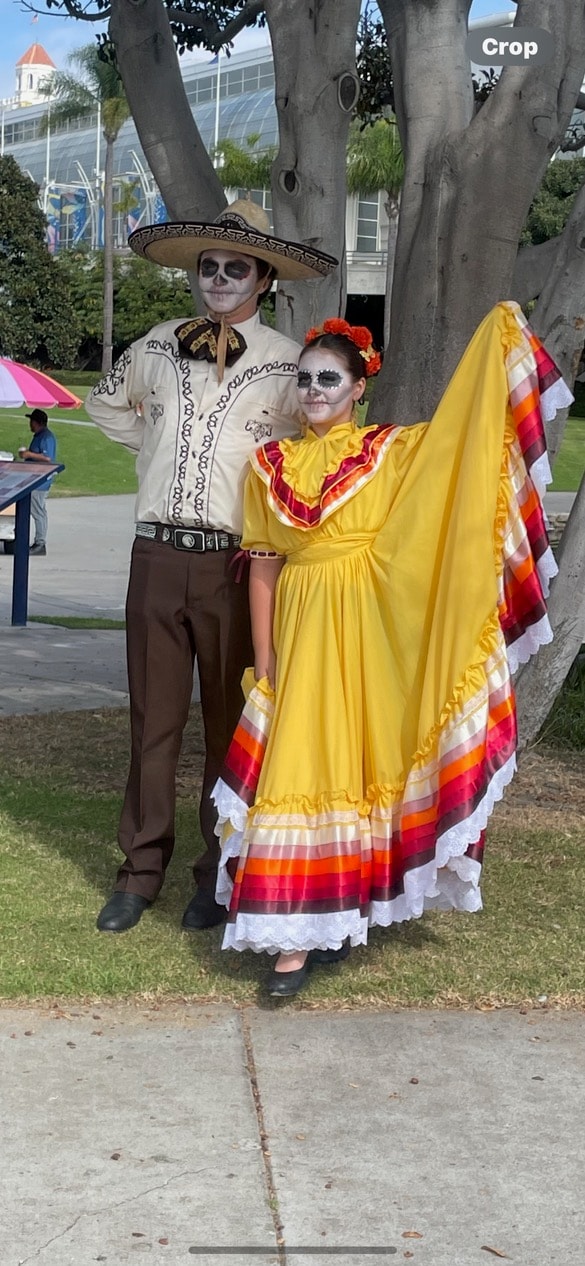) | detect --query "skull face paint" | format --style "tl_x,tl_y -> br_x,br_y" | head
198,249 -> 262,317
297,347 -> 366,435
